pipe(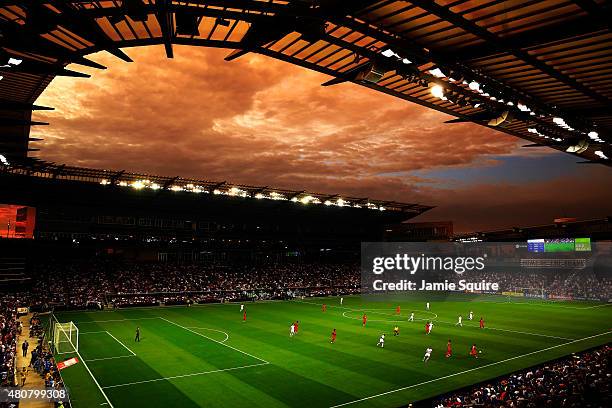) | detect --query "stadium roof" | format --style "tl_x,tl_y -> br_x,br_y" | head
0,0 -> 611,165
0,158 -> 433,214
